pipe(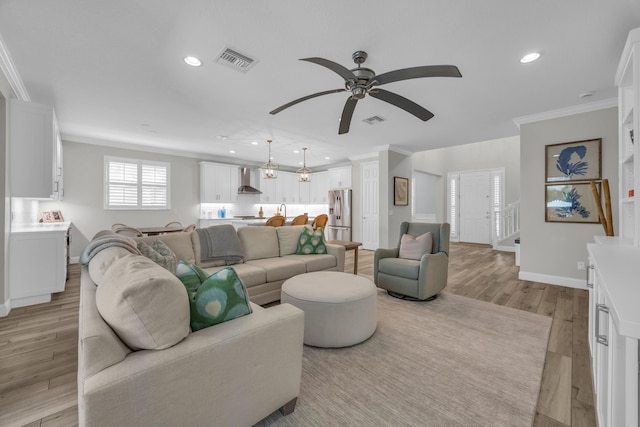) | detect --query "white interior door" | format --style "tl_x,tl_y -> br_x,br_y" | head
361,161 -> 379,250
459,171 -> 491,244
